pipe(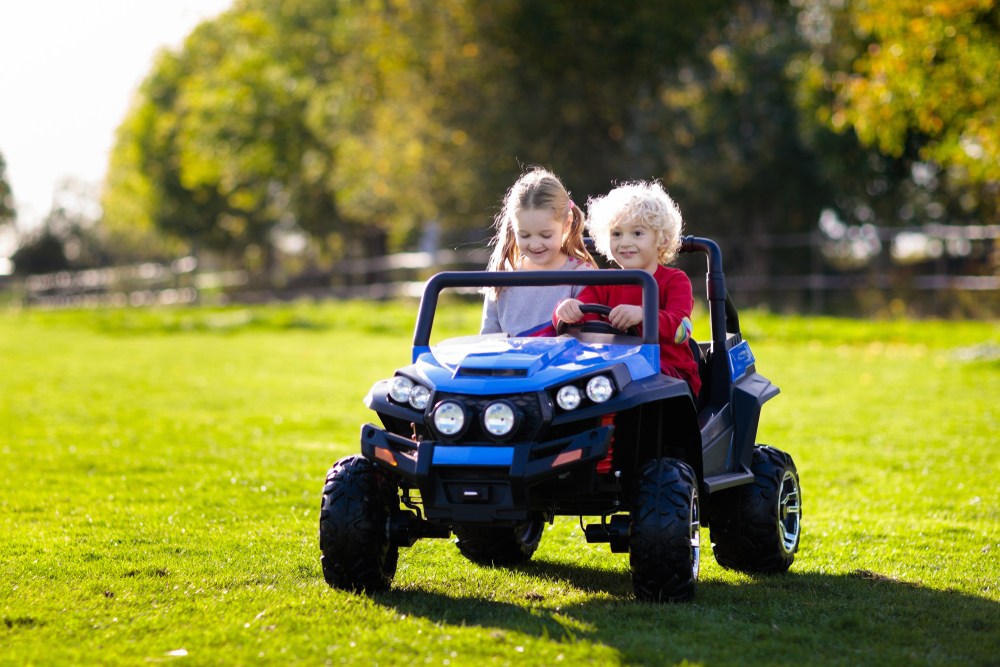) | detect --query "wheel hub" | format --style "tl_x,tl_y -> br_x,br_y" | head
778,470 -> 801,553
690,489 -> 701,580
